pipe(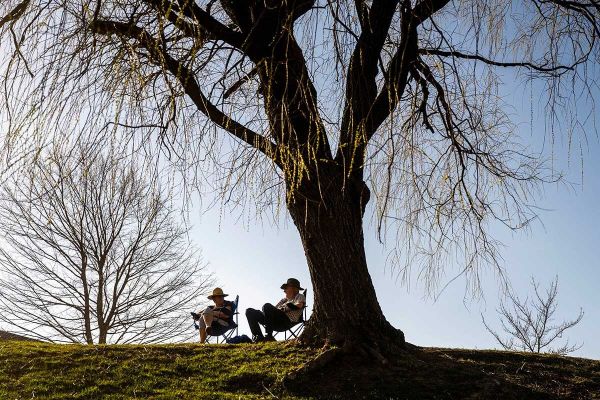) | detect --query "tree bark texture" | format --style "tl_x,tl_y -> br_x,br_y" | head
286,167 -> 405,349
